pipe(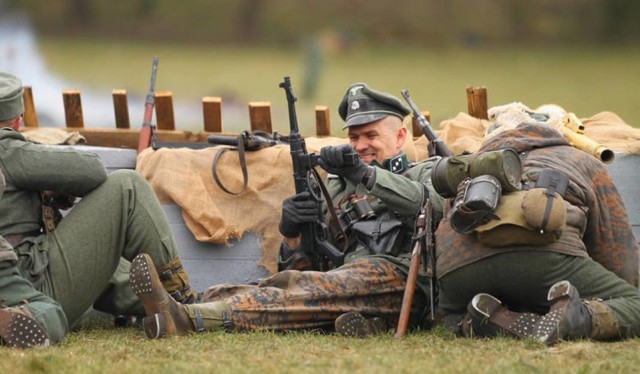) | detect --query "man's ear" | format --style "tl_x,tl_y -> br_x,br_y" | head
396,126 -> 408,150
11,116 -> 22,131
